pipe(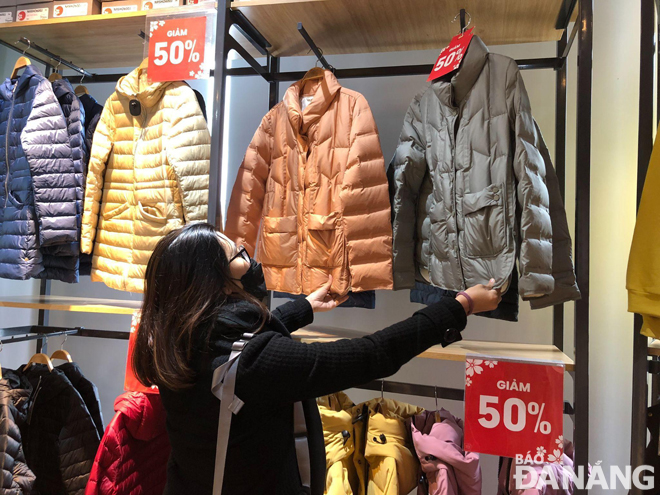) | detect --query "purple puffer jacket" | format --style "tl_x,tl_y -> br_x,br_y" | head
408,409 -> 481,495
498,441 -> 580,495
